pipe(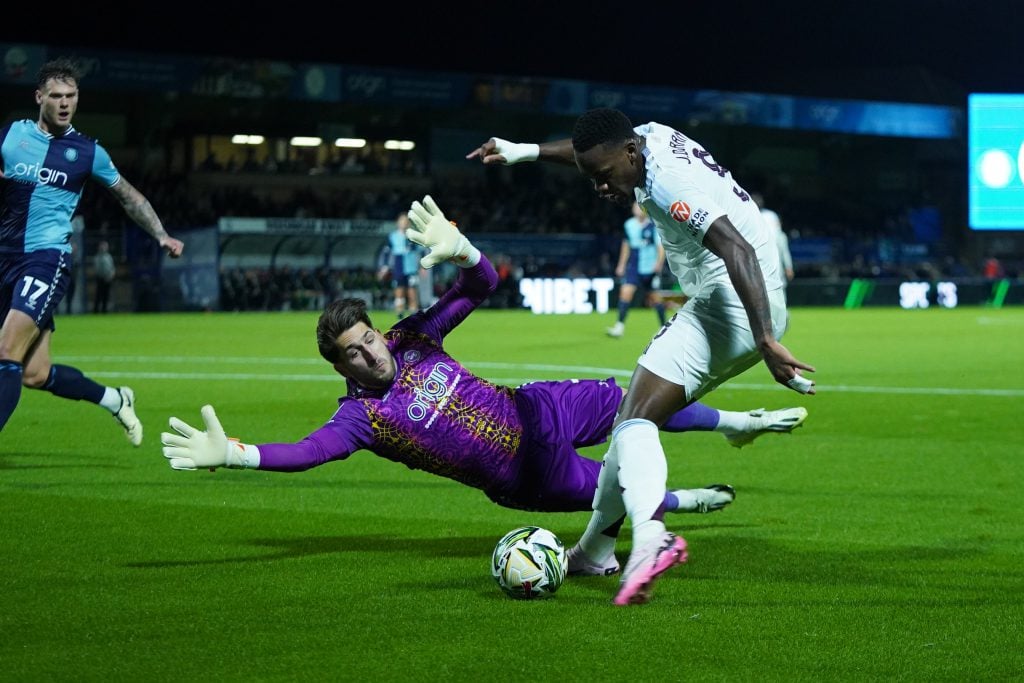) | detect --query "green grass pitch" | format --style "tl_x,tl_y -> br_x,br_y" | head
2,306 -> 1022,680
